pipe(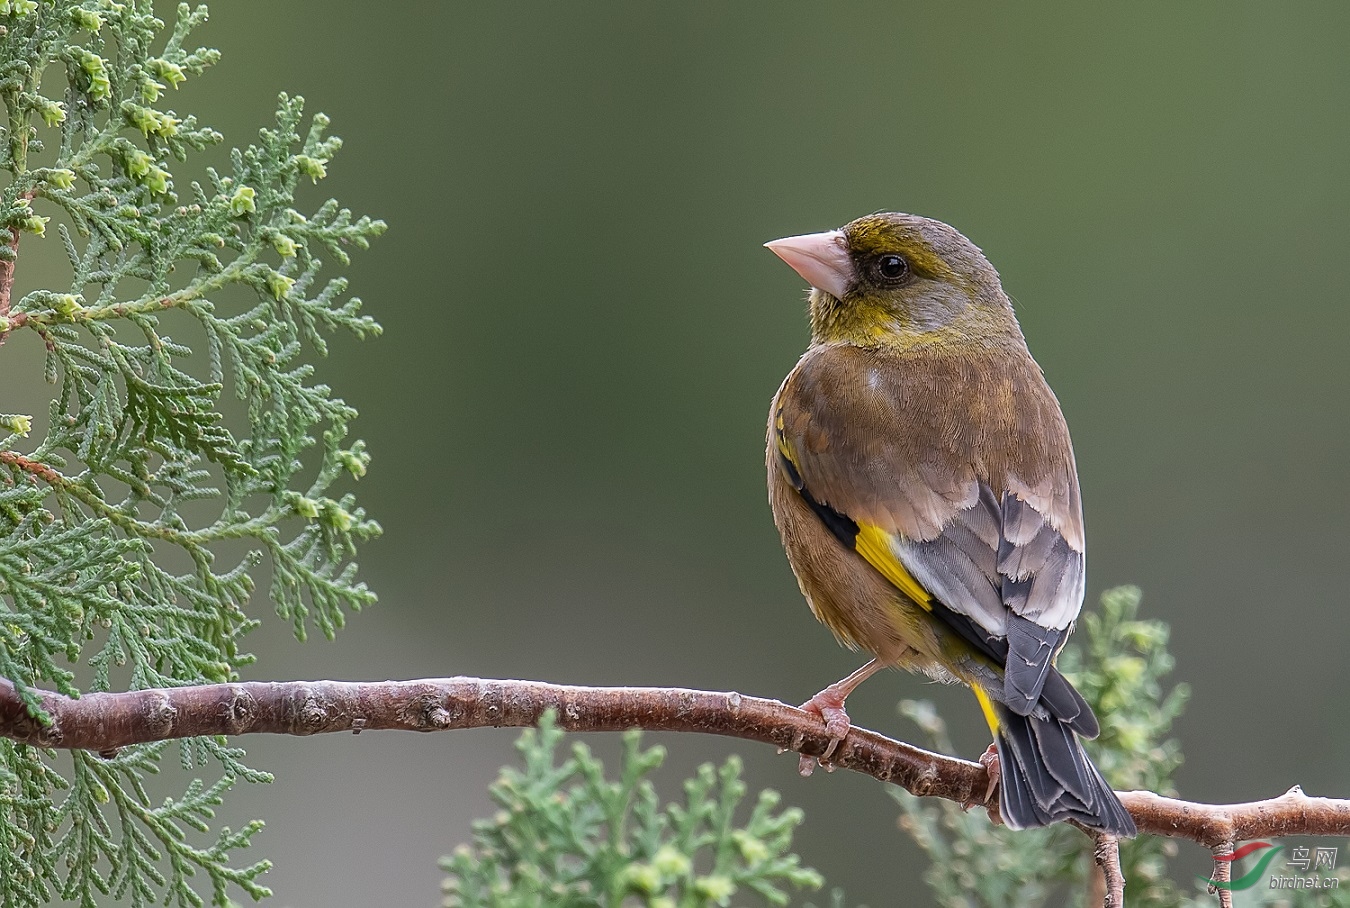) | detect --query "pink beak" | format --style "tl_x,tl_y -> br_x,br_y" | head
764,229 -> 852,300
